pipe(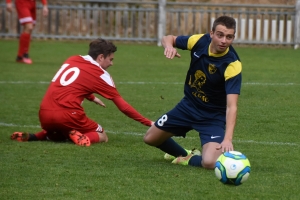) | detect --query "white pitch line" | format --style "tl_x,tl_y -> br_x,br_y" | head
1,122 -> 299,147
0,81 -> 299,86
0,81 -> 49,84
119,82 -> 300,86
